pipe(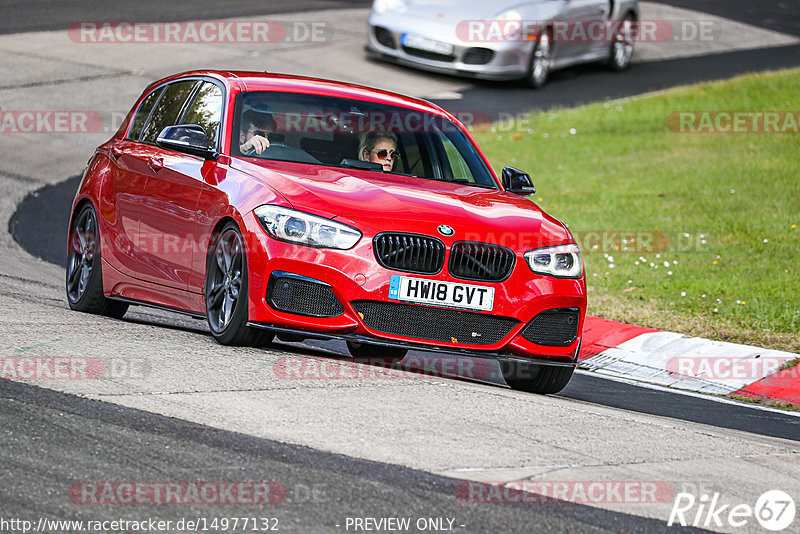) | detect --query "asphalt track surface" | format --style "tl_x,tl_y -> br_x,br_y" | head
0,0 -> 375,35
1,379 -> 711,534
